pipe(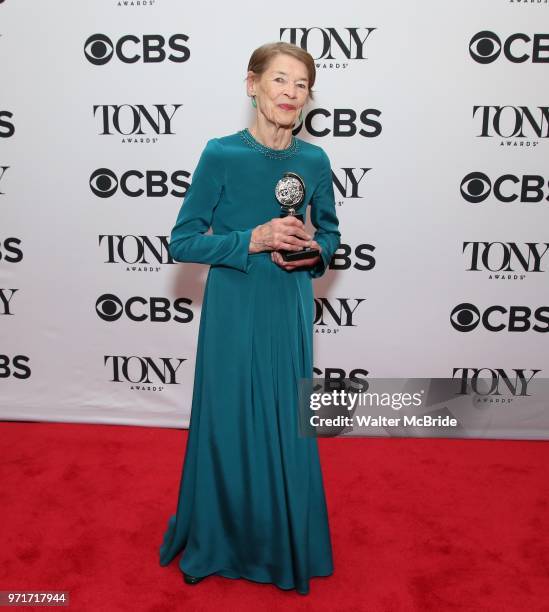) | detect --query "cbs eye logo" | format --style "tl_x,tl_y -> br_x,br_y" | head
460,172 -> 491,203
85,34 -> 114,65
469,31 -> 501,64
451,303 -> 480,332
96,294 -> 123,321
90,168 -> 118,198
